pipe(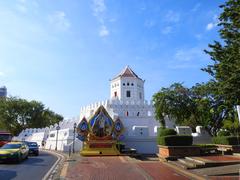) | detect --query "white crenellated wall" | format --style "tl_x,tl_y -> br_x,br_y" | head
78,98 -> 175,154
79,99 -> 155,119
79,100 -> 109,119
45,128 -> 82,152
16,117 -> 81,151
